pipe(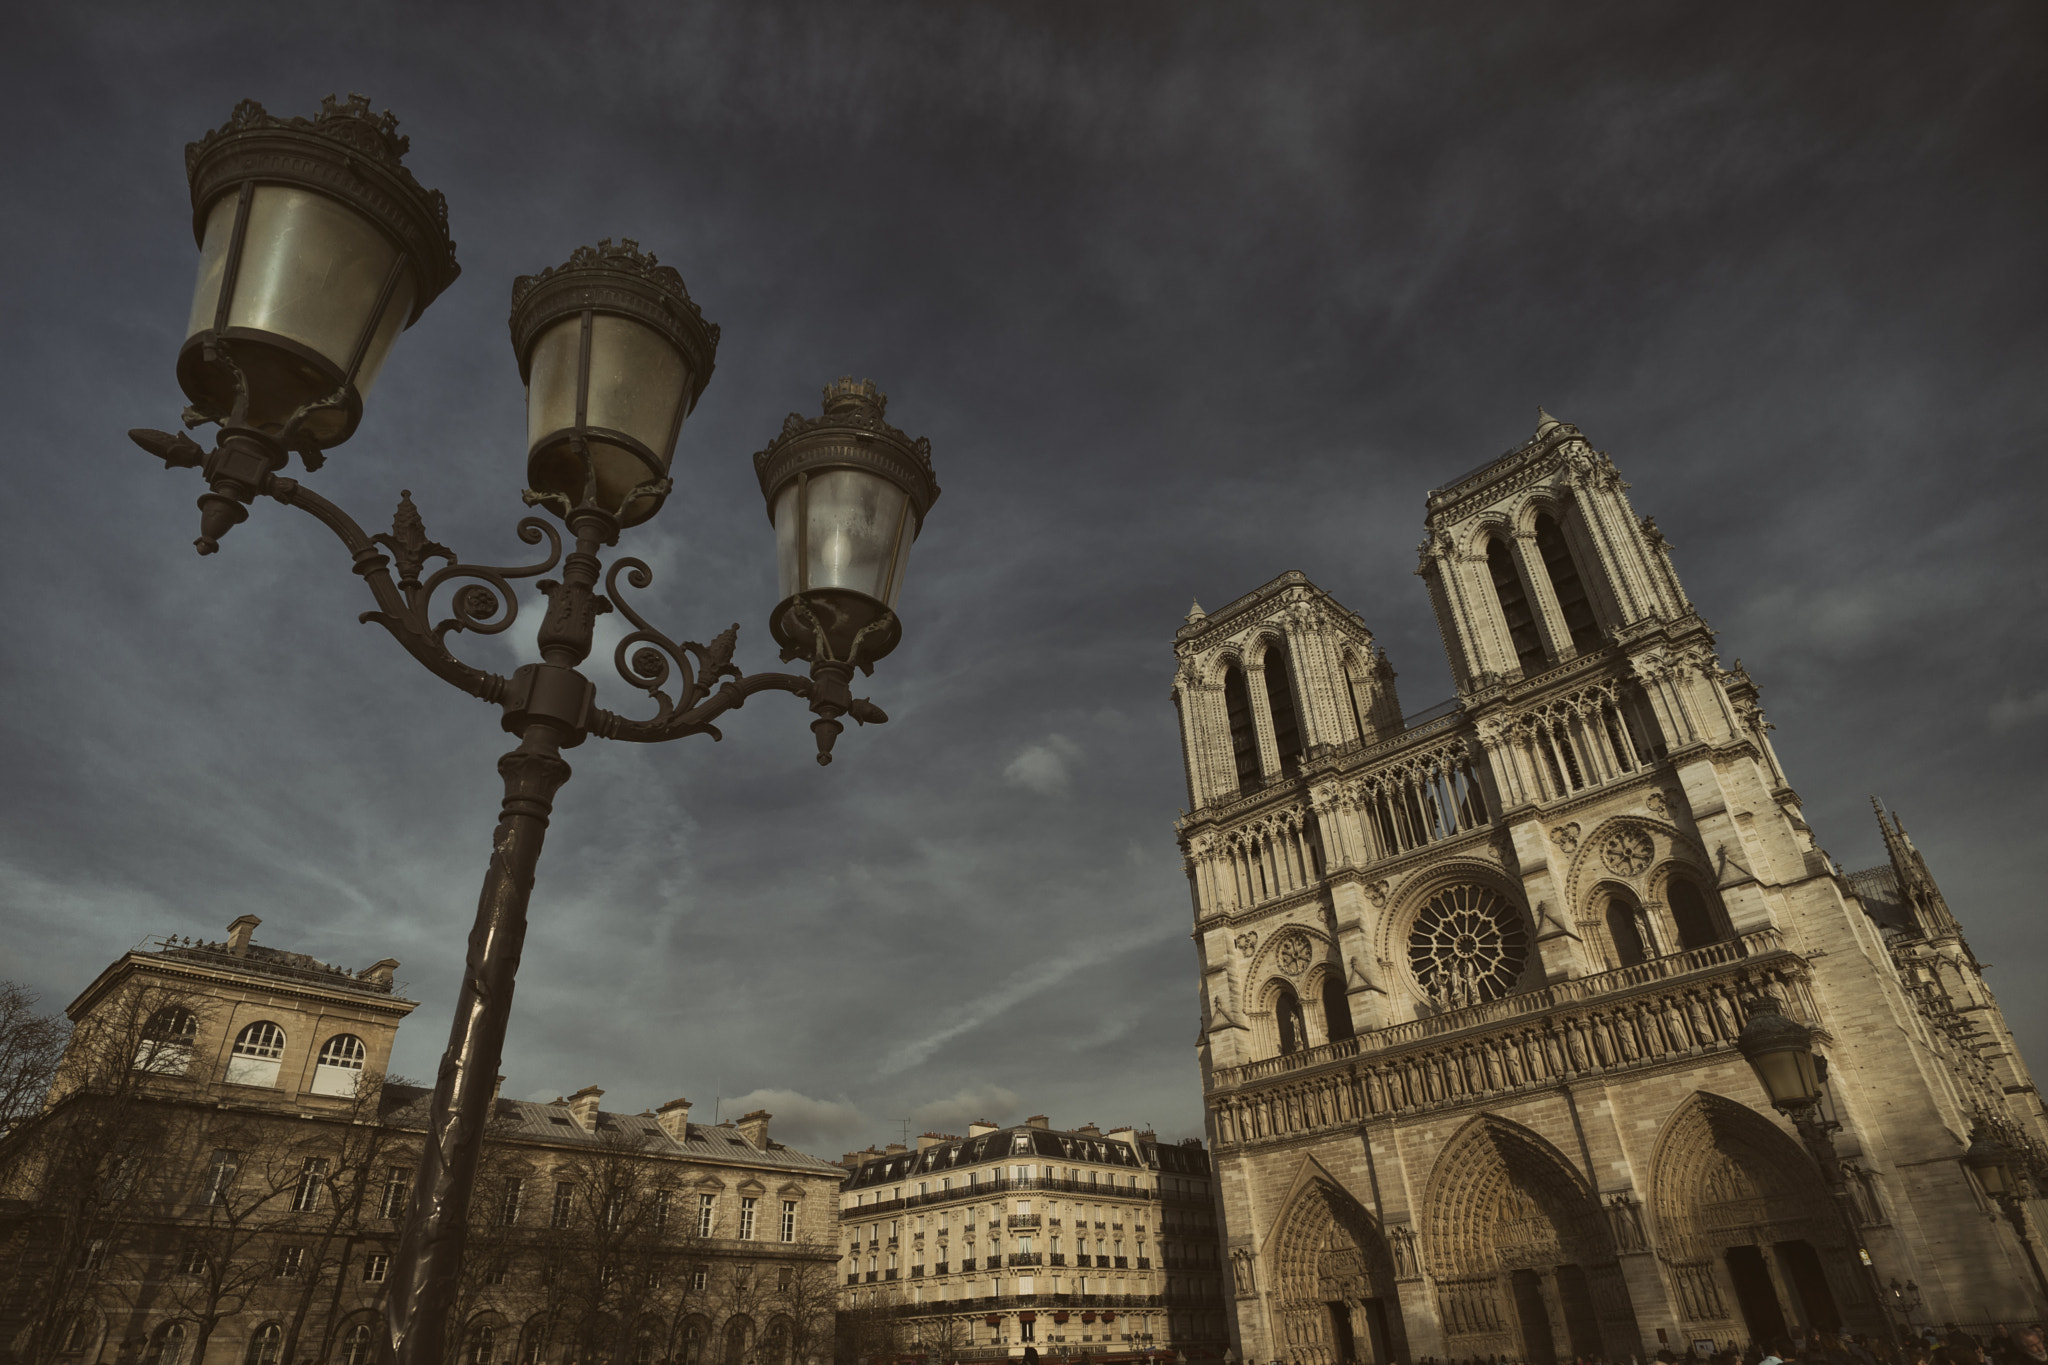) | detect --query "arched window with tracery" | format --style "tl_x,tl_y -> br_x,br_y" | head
135,1006 -> 198,1075
311,1034 -> 368,1096
1261,641 -> 1306,774
466,1323 -> 497,1365
225,1023 -> 286,1088
245,1325 -> 282,1365
1603,893 -> 1650,968
341,1325 -> 375,1365
1273,986 -> 1307,1056
723,1317 -> 753,1365
1222,664 -> 1260,792
1533,511 -> 1604,654
1667,877 -> 1722,951
147,1323 -> 187,1365
1486,537 -> 1550,676
1320,976 -> 1355,1042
